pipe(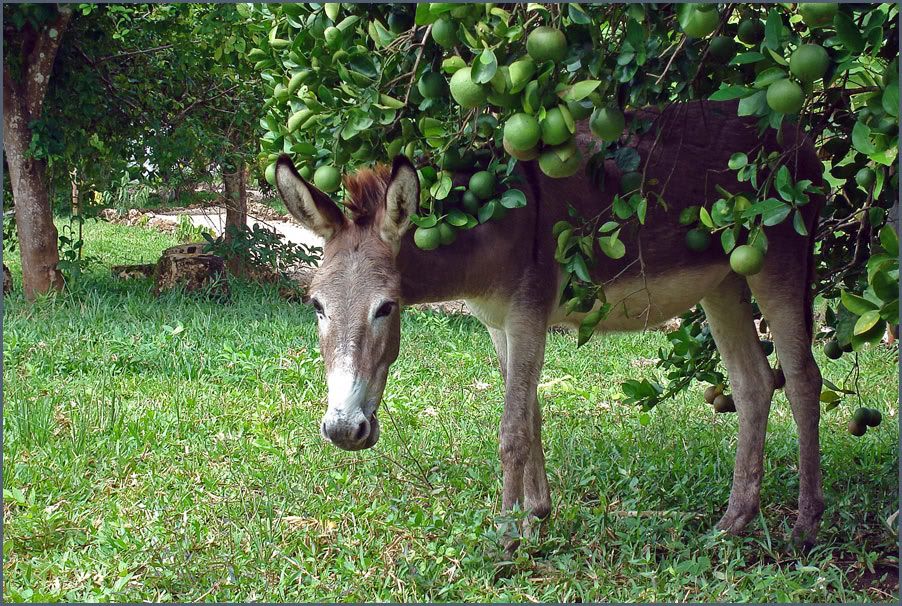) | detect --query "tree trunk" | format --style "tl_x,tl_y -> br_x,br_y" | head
223,160 -> 248,275
2,6 -> 73,299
